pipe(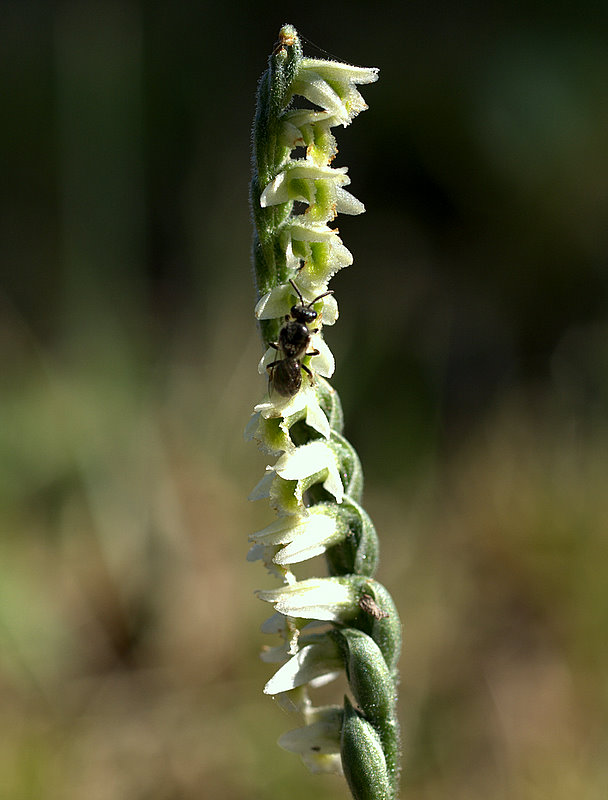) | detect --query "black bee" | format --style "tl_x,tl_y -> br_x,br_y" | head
267,279 -> 333,397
